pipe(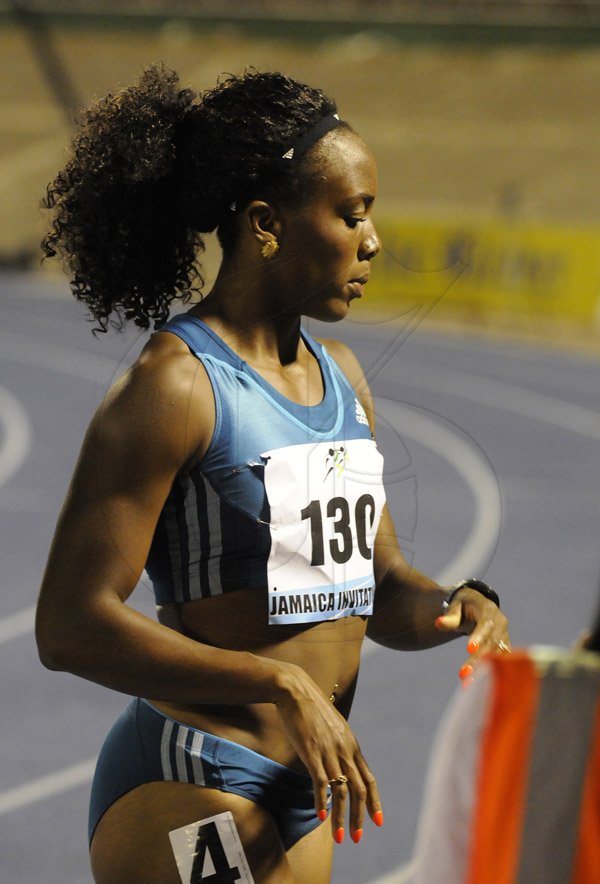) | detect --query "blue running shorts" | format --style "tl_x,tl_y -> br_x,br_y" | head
89,698 -> 323,851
